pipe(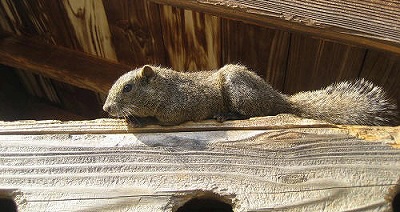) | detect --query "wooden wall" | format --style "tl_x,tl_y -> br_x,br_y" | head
0,0 -> 399,119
